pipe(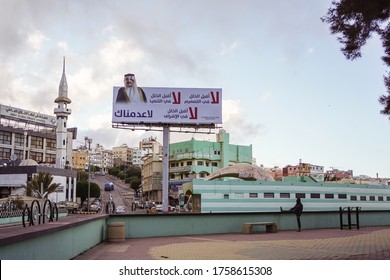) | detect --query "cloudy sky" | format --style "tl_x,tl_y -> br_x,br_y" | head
1,0 -> 389,177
